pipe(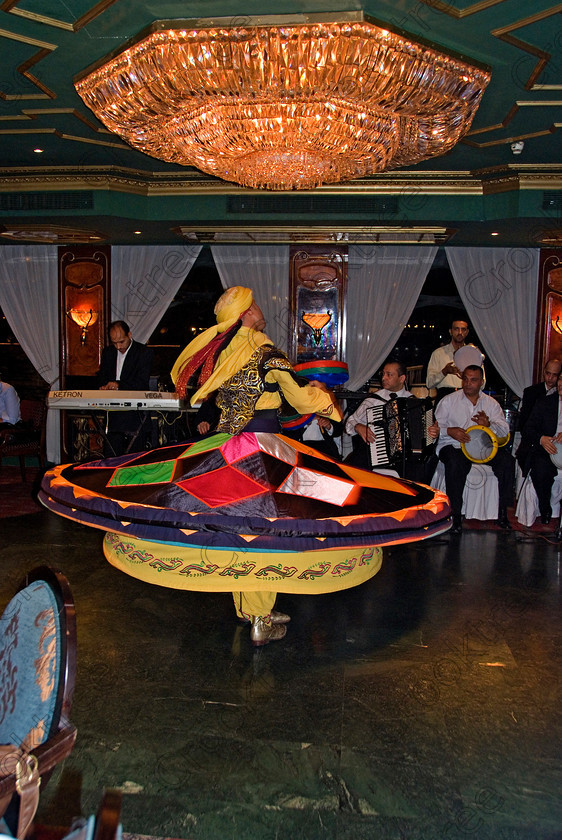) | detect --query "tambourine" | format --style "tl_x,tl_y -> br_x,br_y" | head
549,441 -> 562,469
460,424 -> 510,464
453,344 -> 484,372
